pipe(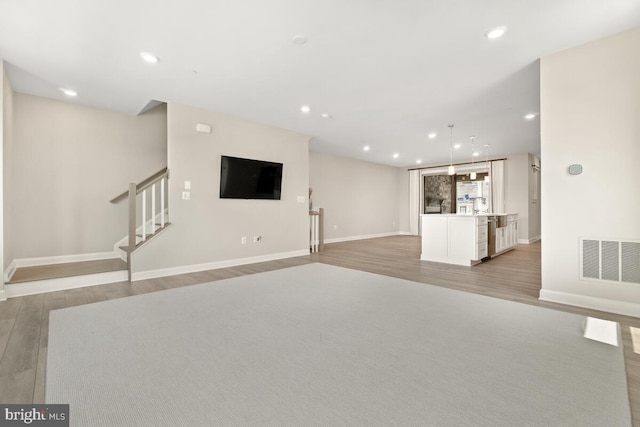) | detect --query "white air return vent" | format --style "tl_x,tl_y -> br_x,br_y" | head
582,239 -> 599,279
580,238 -> 640,284
601,241 -> 620,281
622,242 -> 640,284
